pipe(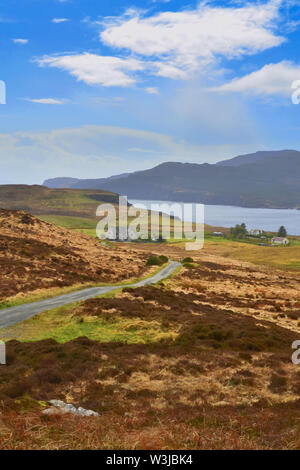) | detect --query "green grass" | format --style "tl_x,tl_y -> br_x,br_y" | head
0,262 -> 182,343
39,214 -> 195,240
0,298 -> 178,344
38,214 -> 100,238
0,186 -> 119,218
38,214 -> 98,231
